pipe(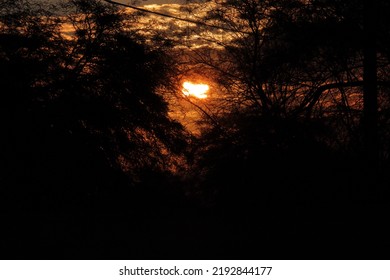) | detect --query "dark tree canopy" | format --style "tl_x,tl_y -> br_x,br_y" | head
2,0 -> 390,259
181,0 -> 390,258
0,0 -> 188,220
